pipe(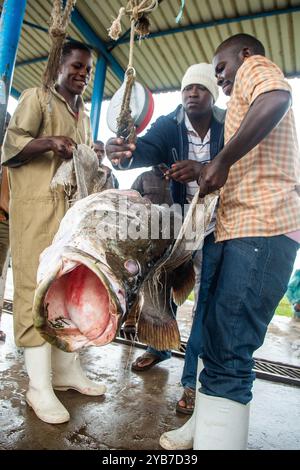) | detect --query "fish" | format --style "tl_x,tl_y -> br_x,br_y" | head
33,188 -> 218,352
